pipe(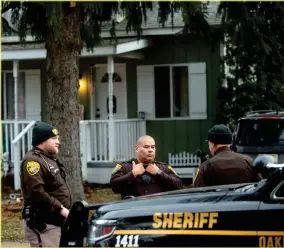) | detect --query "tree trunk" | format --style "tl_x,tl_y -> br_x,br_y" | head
45,4 -> 84,202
